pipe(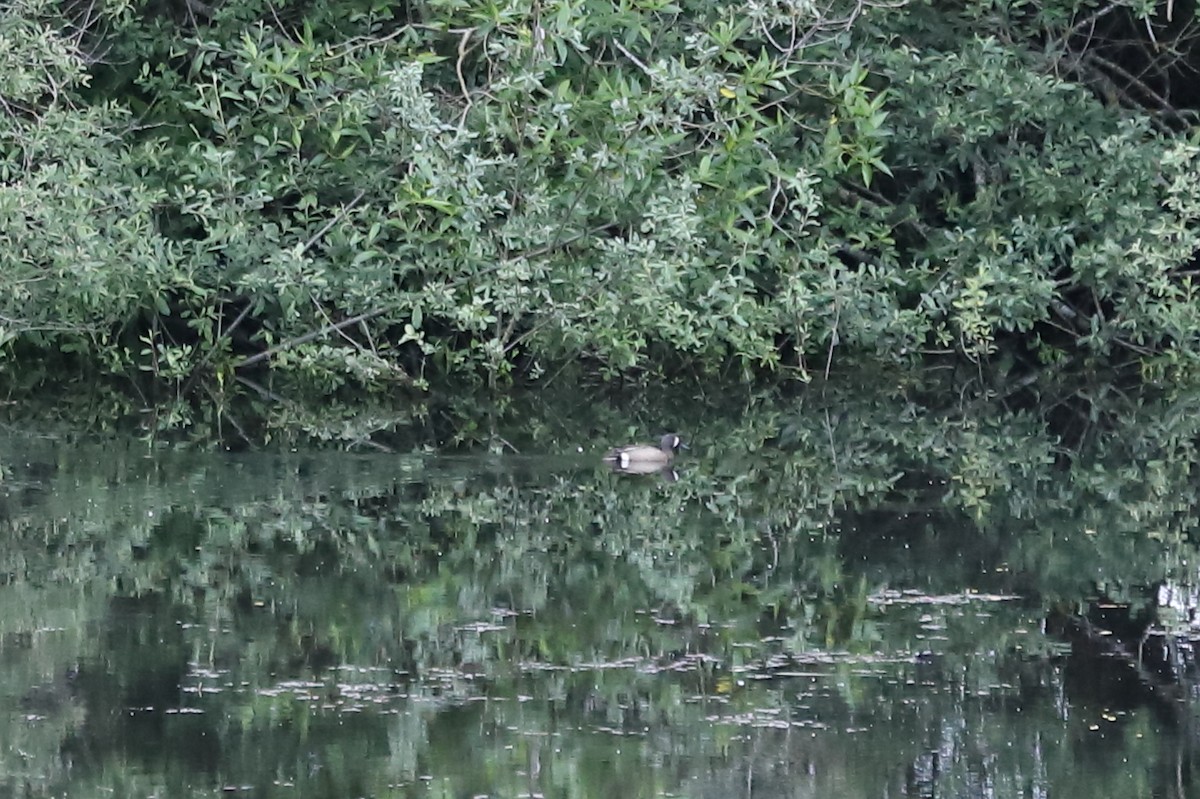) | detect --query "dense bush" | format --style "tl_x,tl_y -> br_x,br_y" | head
1,0 -> 1198,390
